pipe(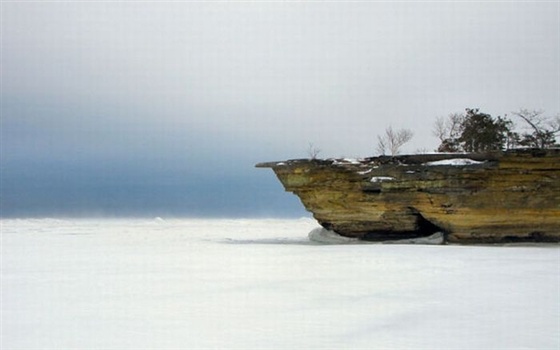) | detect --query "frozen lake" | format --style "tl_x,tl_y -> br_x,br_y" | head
2,218 -> 559,349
